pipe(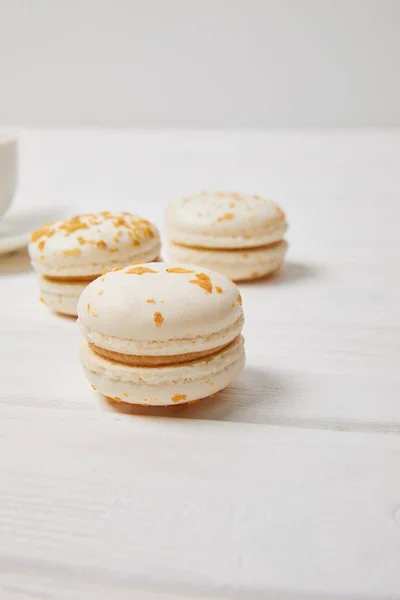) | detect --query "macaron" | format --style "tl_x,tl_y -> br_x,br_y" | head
165,191 -> 288,281
77,262 -> 245,406
28,212 -> 160,316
